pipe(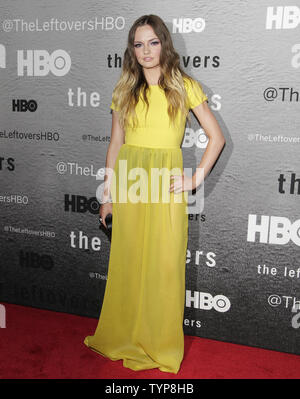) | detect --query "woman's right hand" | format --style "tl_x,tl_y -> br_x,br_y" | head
99,202 -> 113,229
